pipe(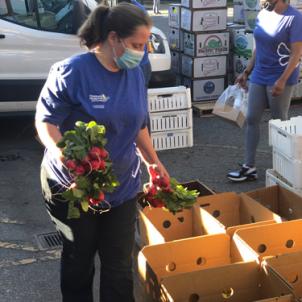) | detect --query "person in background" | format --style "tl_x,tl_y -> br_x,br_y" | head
35,3 -> 169,302
153,0 -> 160,14
227,0 -> 302,182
